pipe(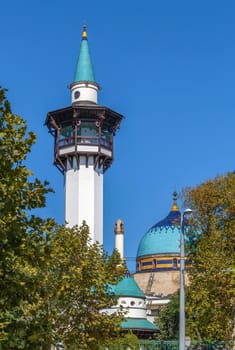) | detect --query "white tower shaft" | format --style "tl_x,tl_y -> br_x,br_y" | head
115,234 -> 124,259
65,156 -> 103,244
